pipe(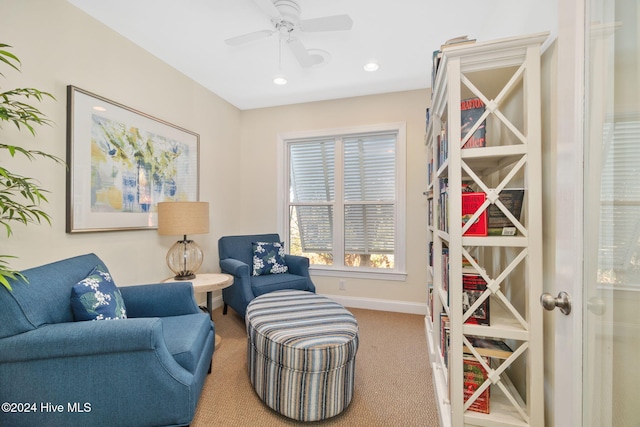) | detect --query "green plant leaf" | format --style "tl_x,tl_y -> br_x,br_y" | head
0,255 -> 29,291
0,44 -> 21,76
0,43 -> 60,286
